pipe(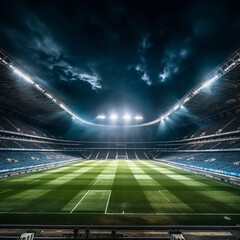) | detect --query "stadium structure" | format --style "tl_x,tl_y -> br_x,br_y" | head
0,48 -> 240,239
